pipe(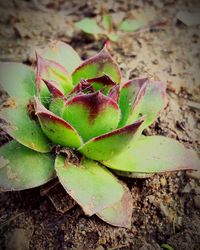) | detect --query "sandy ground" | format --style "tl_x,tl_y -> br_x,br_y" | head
0,0 -> 200,249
